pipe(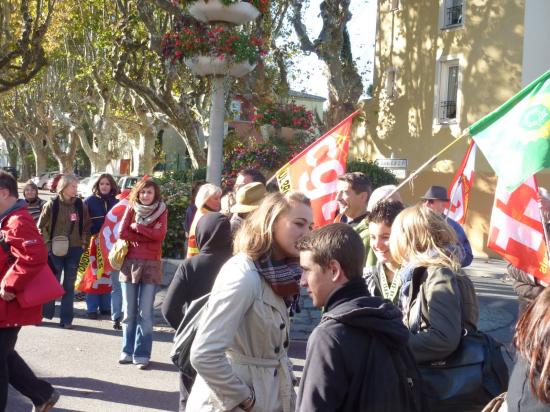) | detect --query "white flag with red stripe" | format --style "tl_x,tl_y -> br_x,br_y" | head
488,175 -> 550,283
446,141 -> 476,224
